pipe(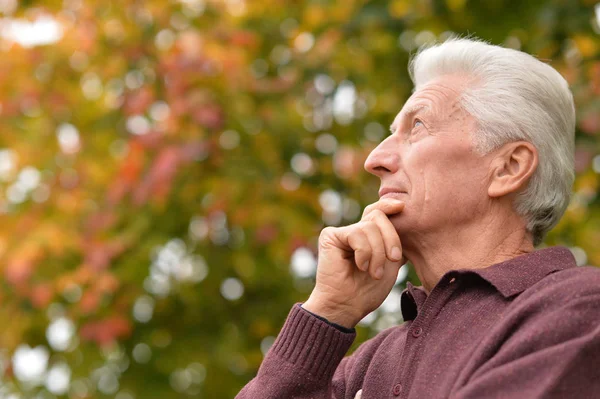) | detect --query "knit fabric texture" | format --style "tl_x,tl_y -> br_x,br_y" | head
237,247 -> 600,398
